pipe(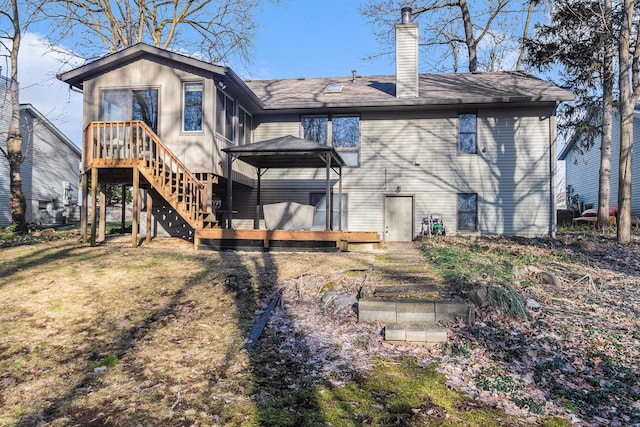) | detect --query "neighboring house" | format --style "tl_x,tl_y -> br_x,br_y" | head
559,111 -> 640,217
0,81 -> 81,226
59,8 -> 573,244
